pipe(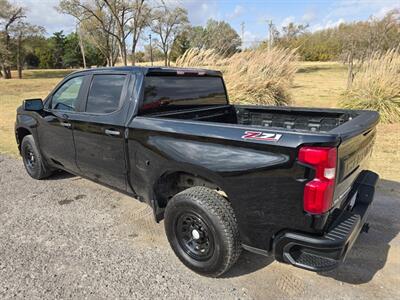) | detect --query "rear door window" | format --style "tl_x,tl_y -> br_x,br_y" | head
85,74 -> 126,114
